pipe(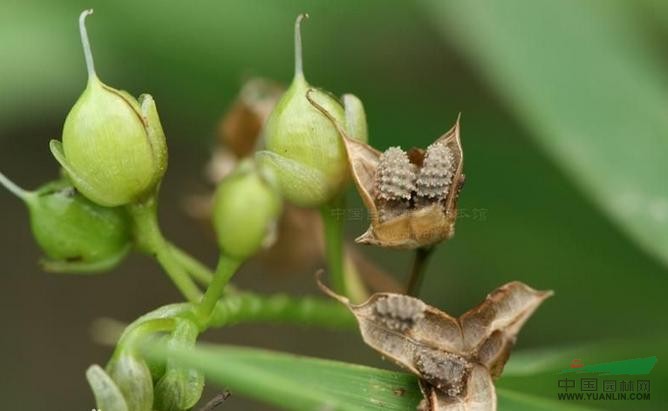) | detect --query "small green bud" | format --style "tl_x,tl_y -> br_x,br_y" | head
107,353 -> 154,411
86,365 -> 129,411
154,319 -> 205,411
0,173 -> 131,273
257,14 -> 368,207
212,160 -> 282,259
50,10 -> 167,207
